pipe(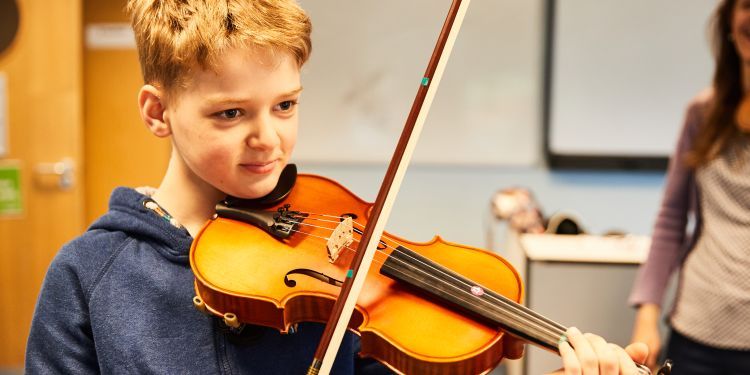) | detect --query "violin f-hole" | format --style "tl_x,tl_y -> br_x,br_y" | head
284,269 -> 344,288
